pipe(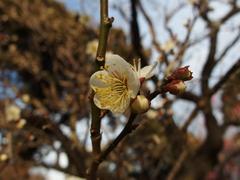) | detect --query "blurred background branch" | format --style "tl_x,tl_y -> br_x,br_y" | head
0,0 -> 239,179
